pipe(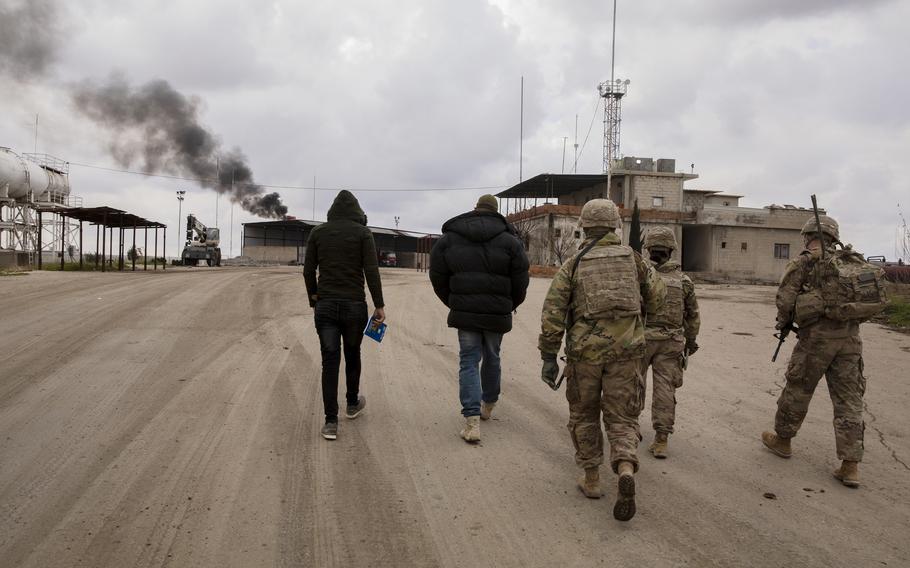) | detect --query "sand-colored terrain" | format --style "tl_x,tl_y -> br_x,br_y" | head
1,267 -> 908,567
